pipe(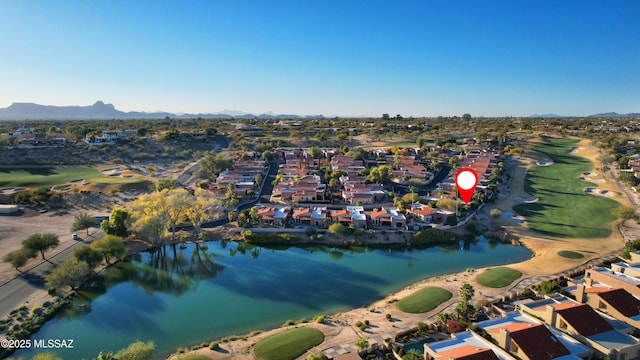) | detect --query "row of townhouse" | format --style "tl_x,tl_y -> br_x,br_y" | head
459,150 -> 500,185
254,205 -> 408,230
16,133 -> 68,146
424,292 -> 640,360
381,154 -> 434,183
330,155 -> 366,177
253,203 -> 455,229
207,159 -> 267,198
273,175 -> 327,202
340,180 -> 388,205
423,256 -> 640,360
